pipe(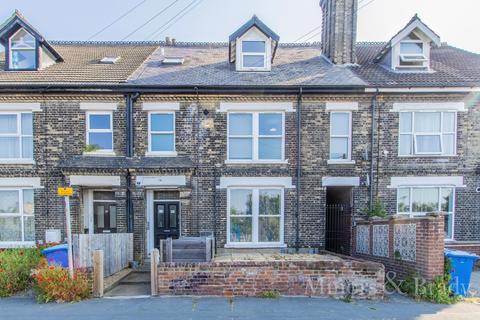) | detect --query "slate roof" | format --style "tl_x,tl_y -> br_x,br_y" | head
353,42 -> 480,87
59,156 -> 194,170
0,41 -> 158,85
128,42 -> 366,87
